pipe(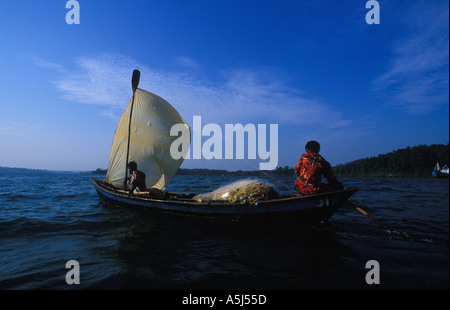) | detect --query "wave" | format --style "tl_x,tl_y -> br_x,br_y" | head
0,215 -> 110,239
